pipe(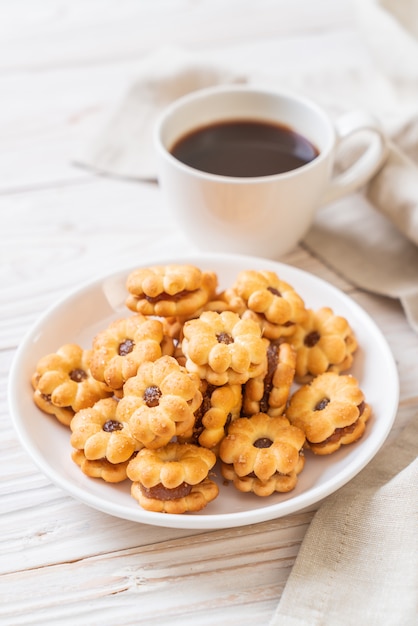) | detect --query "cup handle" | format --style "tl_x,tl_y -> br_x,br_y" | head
321,111 -> 388,205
